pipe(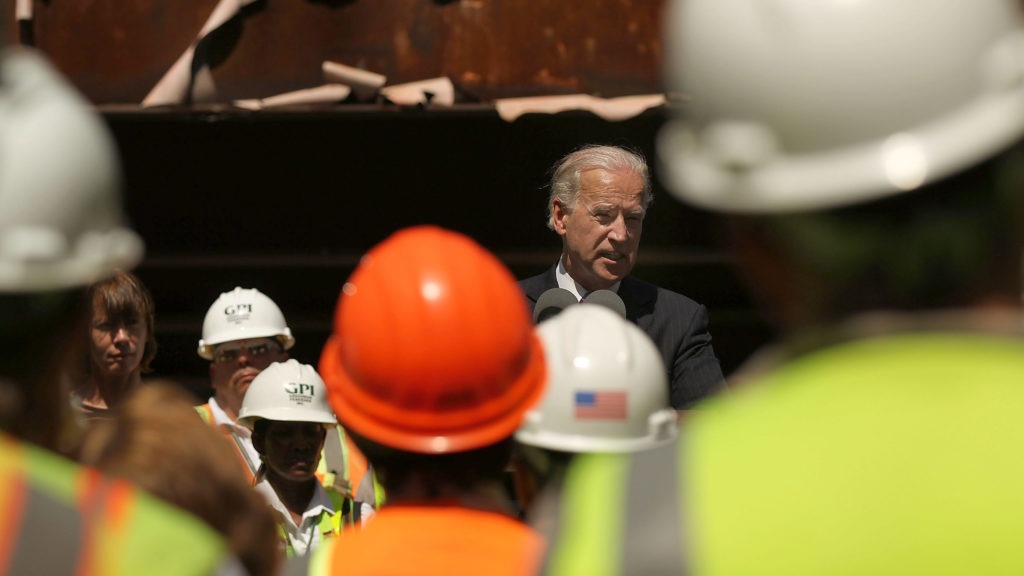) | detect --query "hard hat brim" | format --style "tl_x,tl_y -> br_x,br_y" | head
319,331 -> 547,455
197,330 -> 296,360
